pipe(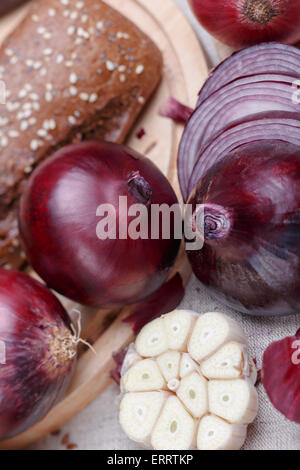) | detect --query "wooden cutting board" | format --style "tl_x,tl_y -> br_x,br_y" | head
215,39 -> 235,61
0,0 -> 208,449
